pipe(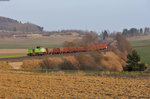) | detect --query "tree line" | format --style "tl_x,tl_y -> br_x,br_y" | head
122,27 -> 150,37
